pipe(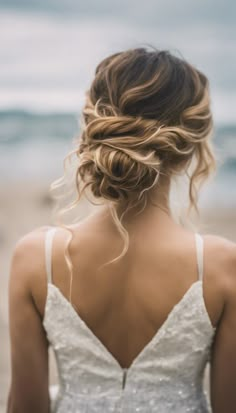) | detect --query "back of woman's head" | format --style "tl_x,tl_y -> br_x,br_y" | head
77,47 -> 215,213
52,47 -> 216,266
